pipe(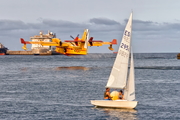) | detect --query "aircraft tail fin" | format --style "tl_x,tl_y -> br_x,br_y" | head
20,38 -> 31,44
83,29 -> 89,49
20,38 -> 28,50
20,38 -> 26,44
111,39 -> 117,44
81,29 -> 89,41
